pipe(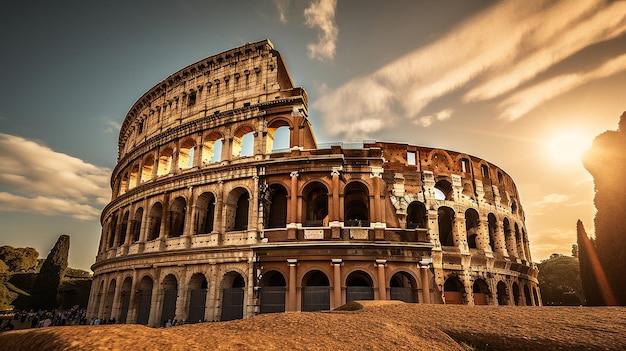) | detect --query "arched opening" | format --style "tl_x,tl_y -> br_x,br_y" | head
503,218 -> 515,257
438,206 -> 455,247
195,192 -> 216,234
141,155 -> 154,182
232,125 -> 255,158
148,203 -> 163,241
302,182 -> 328,227
187,273 -> 209,324
434,180 -> 453,201
168,197 -> 186,238
94,281 -> 104,317
234,192 -> 250,231
515,223 -> 525,261
472,279 -> 490,305
129,164 -> 140,189
118,211 -> 129,247
202,132 -> 223,164
161,274 -> 178,326
119,277 -> 132,323
157,148 -> 174,176
131,208 -> 143,243
346,270 -> 374,302
488,213 -> 497,252
344,182 -> 369,227
301,270 -> 330,311
221,272 -> 245,321
465,208 -> 480,249
390,272 -> 418,303
512,282 -> 520,306
136,276 -> 153,325
524,285 -> 532,306
497,281 -> 509,305
108,215 -> 118,248
533,287 -> 540,306
267,121 -> 291,153
104,279 -> 116,320
178,138 -> 196,169
265,184 -> 288,229
119,172 -> 129,195
406,201 -> 427,229
259,270 -> 286,314
224,188 -> 250,232
443,276 -> 464,304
